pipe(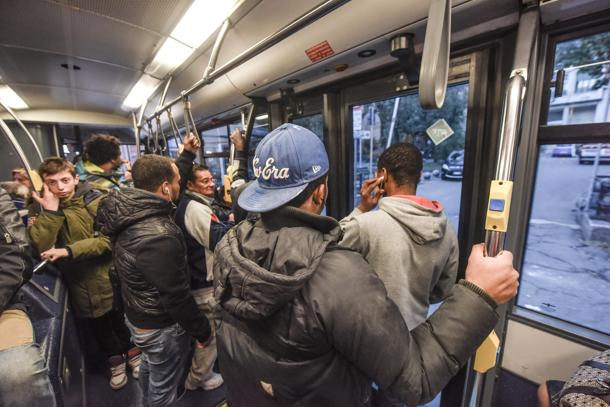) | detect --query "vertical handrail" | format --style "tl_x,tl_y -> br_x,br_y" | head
131,112 -> 140,159
465,7 -> 539,407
